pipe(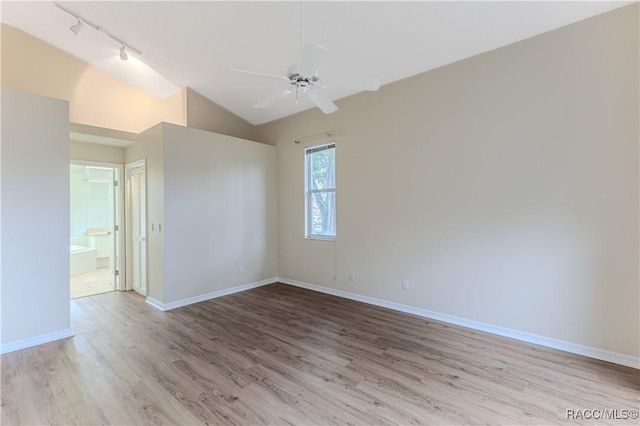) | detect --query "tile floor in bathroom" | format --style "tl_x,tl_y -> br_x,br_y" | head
70,267 -> 114,299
